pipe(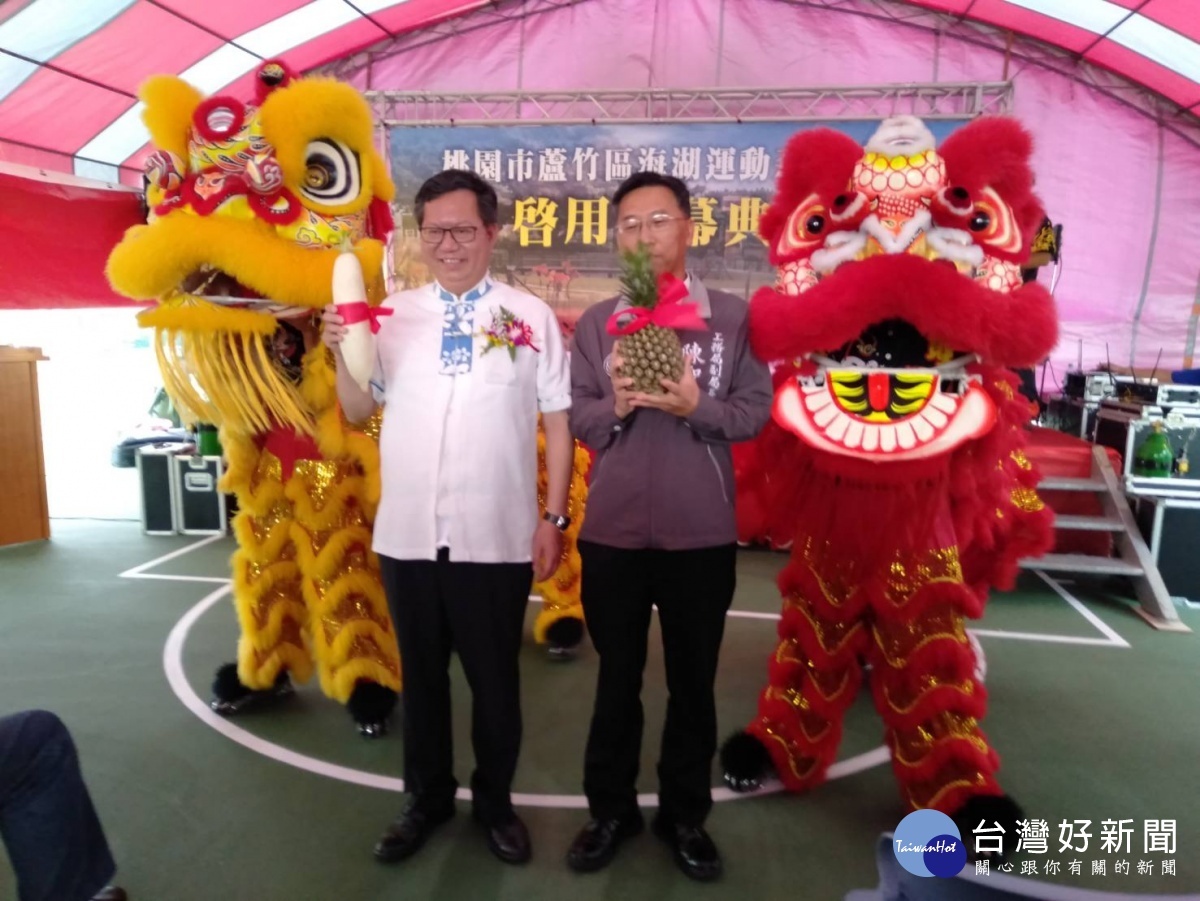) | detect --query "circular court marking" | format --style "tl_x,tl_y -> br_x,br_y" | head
164,583 -> 890,808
